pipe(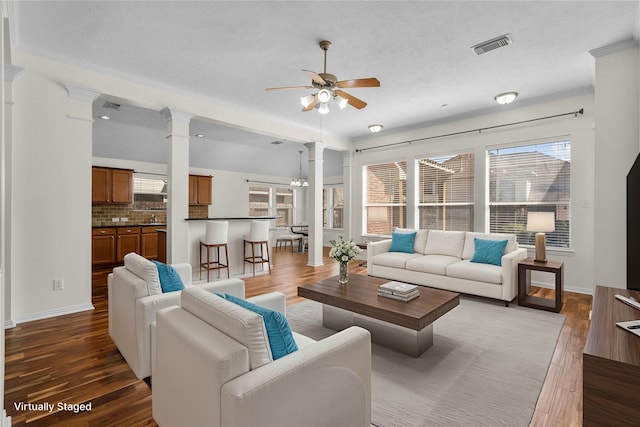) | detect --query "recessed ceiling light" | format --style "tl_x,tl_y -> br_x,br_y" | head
494,92 -> 518,105
368,124 -> 383,133
195,134 -> 205,138
99,115 -> 111,120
